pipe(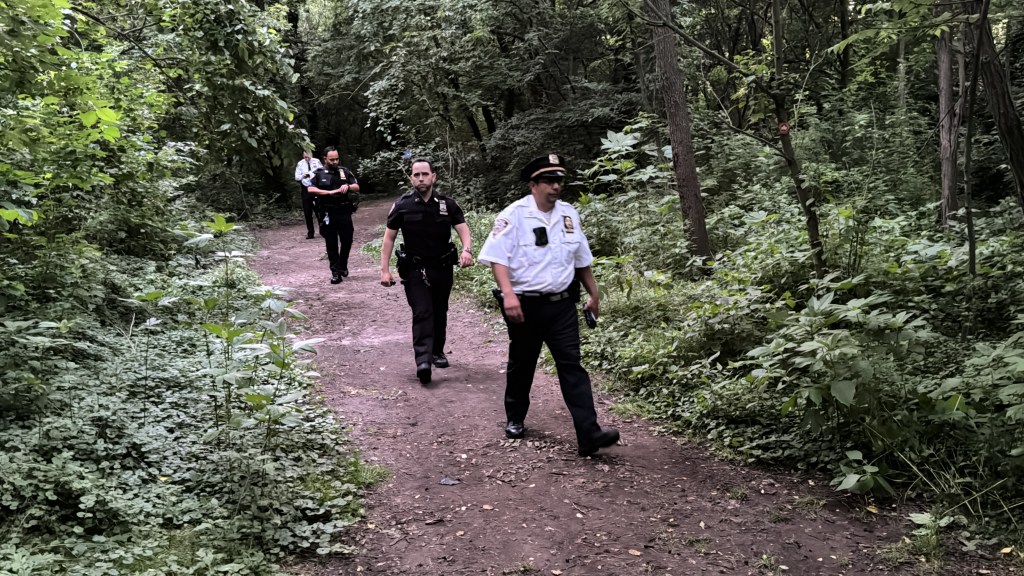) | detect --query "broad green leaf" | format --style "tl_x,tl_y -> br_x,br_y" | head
95,108 -> 119,123
79,110 -> 98,127
837,473 -> 861,491
831,380 -> 856,406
